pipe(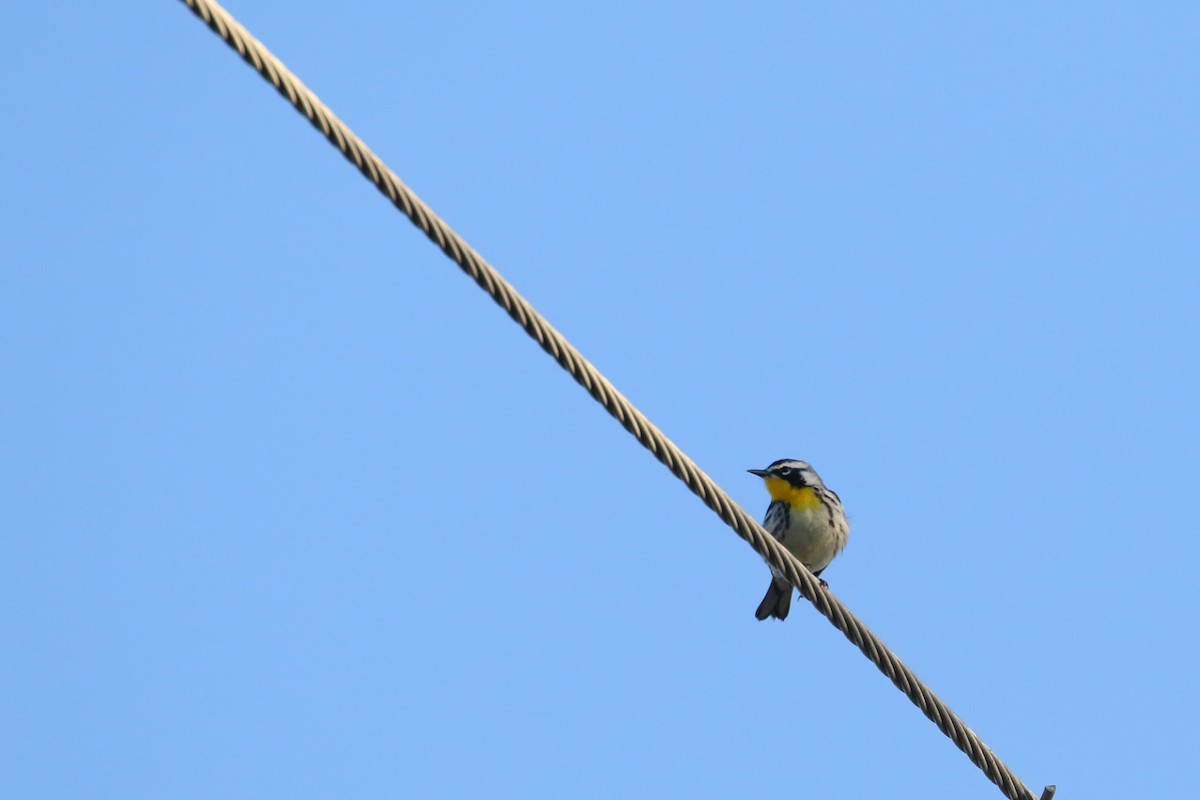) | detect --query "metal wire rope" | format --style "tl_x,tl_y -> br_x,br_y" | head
175,2 -> 1052,798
